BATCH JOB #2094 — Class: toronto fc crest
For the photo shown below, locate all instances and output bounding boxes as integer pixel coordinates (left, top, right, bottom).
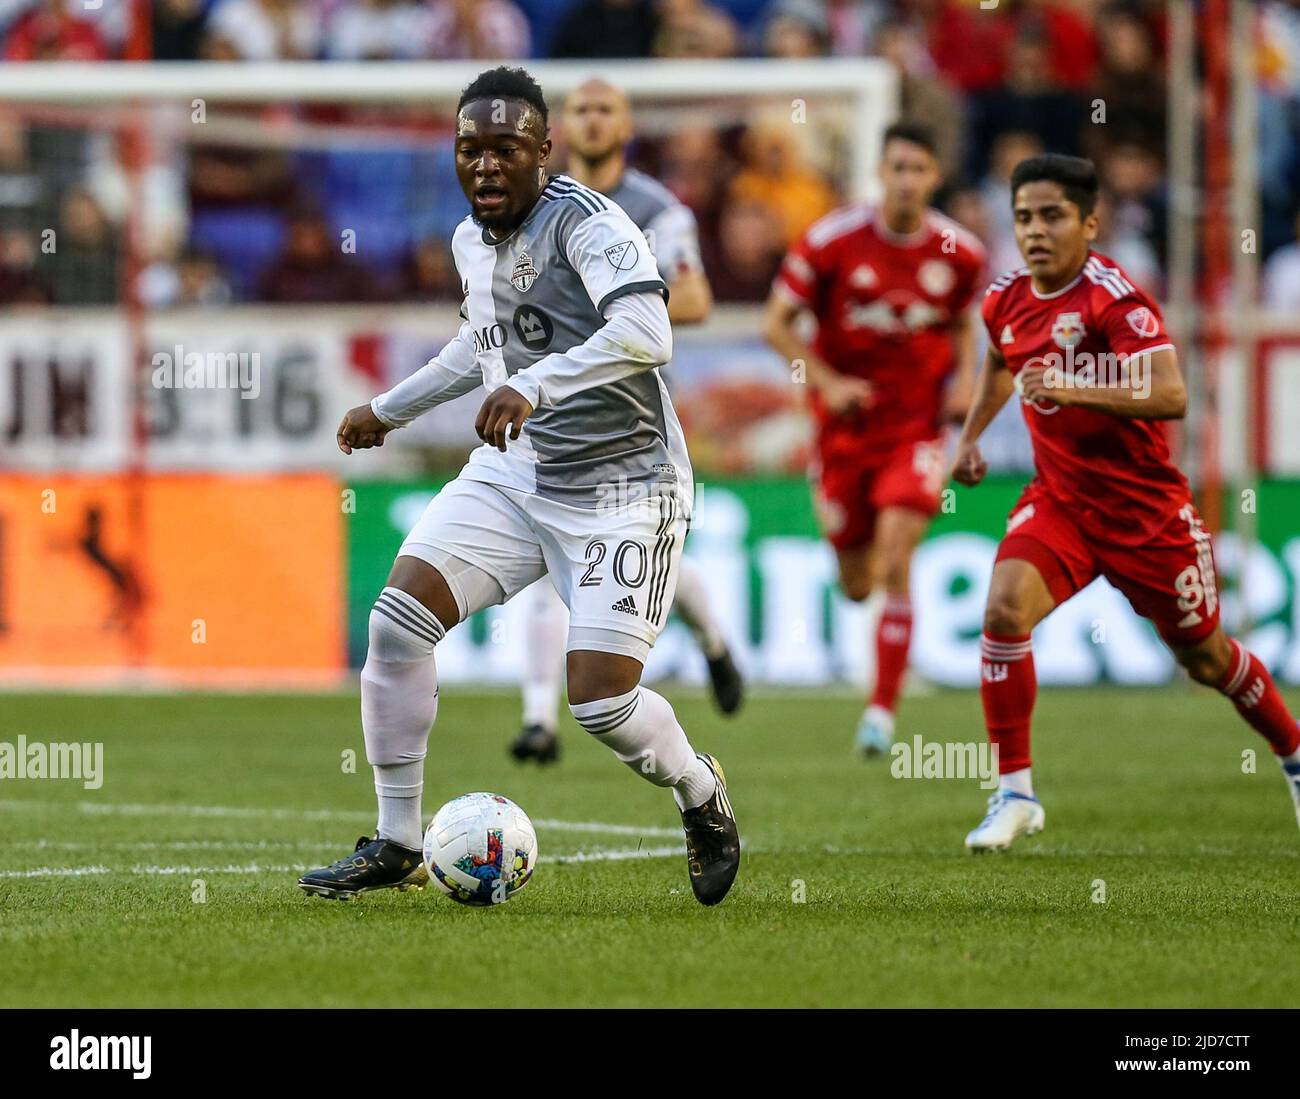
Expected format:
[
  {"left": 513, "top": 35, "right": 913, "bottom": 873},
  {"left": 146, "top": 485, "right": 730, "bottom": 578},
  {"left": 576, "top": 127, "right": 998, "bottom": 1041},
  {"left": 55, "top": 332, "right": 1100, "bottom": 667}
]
[
  {"left": 1051, "top": 311, "right": 1086, "bottom": 349},
  {"left": 510, "top": 251, "right": 540, "bottom": 293}
]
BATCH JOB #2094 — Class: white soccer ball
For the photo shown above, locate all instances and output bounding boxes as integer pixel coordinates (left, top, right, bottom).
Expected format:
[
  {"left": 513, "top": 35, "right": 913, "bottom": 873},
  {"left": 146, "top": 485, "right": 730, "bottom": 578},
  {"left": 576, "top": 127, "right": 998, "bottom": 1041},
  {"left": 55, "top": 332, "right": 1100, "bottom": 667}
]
[{"left": 422, "top": 792, "right": 538, "bottom": 906}]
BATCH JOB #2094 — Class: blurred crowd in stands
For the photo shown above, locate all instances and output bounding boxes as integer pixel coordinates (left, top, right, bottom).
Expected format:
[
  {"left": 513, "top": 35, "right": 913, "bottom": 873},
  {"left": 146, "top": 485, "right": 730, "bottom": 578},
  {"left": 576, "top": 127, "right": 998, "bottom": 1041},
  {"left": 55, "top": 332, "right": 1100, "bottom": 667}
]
[{"left": 1, "top": 0, "right": 1299, "bottom": 311}]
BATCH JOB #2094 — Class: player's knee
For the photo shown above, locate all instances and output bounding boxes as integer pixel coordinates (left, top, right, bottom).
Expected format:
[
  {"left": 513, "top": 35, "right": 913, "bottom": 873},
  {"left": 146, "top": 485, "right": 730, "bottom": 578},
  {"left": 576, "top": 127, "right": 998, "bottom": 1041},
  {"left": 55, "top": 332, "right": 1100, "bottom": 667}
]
[
  {"left": 983, "top": 593, "right": 1034, "bottom": 637},
  {"left": 839, "top": 569, "right": 872, "bottom": 602},
  {"left": 873, "top": 552, "right": 910, "bottom": 596},
  {"left": 1175, "top": 638, "right": 1231, "bottom": 685},
  {"left": 365, "top": 587, "right": 444, "bottom": 664}
]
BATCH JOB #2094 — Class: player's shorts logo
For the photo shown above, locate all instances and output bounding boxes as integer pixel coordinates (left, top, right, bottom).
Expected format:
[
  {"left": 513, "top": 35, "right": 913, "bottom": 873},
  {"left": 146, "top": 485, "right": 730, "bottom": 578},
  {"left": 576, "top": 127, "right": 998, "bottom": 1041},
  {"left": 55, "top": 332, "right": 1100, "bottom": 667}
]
[
  {"left": 1051, "top": 312, "right": 1086, "bottom": 349},
  {"left": 510, "top": 251, "right": 540, "bottom": 293},
  {"left": 604, "top": 241, "right": 638, "bottom": 271},
  {"left": 1126, "top": 306, "right": 1159, "bottom": 338},
  {"left": 512, "top": 305, "right": 554, "bottom": 351}
]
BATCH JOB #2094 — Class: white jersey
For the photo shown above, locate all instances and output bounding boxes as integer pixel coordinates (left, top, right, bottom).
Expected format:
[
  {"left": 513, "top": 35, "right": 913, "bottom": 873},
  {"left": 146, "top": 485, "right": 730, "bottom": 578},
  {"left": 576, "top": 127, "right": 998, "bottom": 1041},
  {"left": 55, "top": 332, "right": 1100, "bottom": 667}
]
[{"left": 374, "top": 173, "right": 693, "bottom": 515}]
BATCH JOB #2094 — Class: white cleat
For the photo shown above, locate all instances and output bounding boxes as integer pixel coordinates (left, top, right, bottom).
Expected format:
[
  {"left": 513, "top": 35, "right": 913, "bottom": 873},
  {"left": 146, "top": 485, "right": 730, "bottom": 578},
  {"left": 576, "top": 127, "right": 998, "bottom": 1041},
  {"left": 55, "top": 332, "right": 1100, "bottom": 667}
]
[
  {"left": 964, "top": 790, "right": 1045, "bottom": 853},
  {"left": 1282, "top": 758, "right": 1300, "bottom": 830},
  {"left": 854, "top": 705, "right": 895, "bottom": 758}
]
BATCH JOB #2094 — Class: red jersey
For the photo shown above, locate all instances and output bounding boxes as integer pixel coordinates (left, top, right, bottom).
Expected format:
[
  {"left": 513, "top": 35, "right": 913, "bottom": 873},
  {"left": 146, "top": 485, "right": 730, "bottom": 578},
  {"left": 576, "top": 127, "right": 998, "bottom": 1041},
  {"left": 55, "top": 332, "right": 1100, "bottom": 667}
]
[
  {"left": 982, "top": 252, "right": 1188, "bottom": 546},
  {"left": 775, "top": 204, "right": 986, "bottom": 459}
]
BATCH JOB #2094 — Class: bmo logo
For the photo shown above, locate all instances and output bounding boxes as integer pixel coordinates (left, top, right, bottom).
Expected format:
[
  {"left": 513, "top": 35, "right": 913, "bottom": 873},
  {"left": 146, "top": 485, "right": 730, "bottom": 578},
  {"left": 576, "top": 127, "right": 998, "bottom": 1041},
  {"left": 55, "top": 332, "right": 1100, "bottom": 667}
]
[{"left": 472, "top": 323, "right": 507, "bottom": 354}]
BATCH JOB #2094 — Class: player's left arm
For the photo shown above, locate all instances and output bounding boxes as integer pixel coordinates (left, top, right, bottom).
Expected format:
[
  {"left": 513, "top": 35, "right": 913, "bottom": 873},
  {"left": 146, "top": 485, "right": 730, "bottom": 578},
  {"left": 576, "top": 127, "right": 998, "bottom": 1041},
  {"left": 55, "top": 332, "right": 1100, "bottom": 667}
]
[
  {"left": 1019, "top": 295, "right": 1186, "bottom": 419},
  {"left": 497, "top": 211, "right": 672, "bottom": 423},
  {"left": 479, "top": 290, "right": 671, "bottom": 450},
  {"left": 1020, "top": 346, "right": 1186, "bottom": 419}
]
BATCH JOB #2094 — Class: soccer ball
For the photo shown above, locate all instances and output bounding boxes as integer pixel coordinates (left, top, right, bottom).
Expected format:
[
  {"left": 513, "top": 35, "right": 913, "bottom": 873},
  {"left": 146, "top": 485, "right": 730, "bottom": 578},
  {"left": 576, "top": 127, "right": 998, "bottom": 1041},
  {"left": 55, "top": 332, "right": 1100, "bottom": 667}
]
[{"left": 422, "top": 792, "right": 537, "bottom": 906}]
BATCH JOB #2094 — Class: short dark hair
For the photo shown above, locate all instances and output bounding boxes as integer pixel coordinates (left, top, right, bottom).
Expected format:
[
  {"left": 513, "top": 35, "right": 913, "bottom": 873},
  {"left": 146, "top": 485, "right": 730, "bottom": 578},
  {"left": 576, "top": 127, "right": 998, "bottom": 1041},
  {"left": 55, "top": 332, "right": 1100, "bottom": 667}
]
[
  {"left": 882, "top": 121, "right": 937, "bottom": 158},
  {"left": 1010, "top": 153, "right": 1099, "bottom": 217},
  {"left": 457, "top": 66, "right": 549, "bottom": 134}
]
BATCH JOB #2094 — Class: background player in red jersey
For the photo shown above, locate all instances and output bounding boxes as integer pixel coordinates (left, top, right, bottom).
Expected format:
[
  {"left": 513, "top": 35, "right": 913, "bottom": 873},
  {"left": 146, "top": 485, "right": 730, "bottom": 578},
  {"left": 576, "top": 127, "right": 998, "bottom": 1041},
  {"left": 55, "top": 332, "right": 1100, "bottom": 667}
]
[
  {"left": 953, "top": 154, "right": 1300, "bottom": 851},
  {"left": 763, "top": 123, "right": 985, "bottom": 757}
]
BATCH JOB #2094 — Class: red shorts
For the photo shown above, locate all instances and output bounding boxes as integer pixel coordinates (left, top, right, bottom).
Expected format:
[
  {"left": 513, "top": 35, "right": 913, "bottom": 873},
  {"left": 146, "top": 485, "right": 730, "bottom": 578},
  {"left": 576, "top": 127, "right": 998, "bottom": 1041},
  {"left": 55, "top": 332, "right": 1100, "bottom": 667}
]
[
  {"left": 812, "top": 436, "right": 945, "bottom": 552},
  {"left": 995, "top": 484, "right": 1221, "bottom": 646}
]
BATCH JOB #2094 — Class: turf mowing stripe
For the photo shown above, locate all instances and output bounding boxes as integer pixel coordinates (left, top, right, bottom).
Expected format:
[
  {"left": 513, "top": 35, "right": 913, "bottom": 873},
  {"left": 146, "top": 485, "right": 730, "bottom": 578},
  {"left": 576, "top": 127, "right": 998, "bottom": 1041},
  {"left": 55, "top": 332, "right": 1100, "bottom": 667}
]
[
  {"left": 2, "top": 845, "right": 687, "bottom": 878},
  {"left": 0, "top": 798, "right": 681, "bottom": 837}
]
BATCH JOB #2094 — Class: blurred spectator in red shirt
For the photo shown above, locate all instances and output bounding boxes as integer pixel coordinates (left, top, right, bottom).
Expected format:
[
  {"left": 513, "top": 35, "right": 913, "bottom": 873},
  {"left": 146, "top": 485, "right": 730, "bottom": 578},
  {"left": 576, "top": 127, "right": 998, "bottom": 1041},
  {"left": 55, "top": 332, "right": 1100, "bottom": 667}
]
[
  {"left": 4, "top": 0, "right": 108, "bottom": 61},
  {"left": 903, "top": 0, "right": 1097, "bottom": 93}
]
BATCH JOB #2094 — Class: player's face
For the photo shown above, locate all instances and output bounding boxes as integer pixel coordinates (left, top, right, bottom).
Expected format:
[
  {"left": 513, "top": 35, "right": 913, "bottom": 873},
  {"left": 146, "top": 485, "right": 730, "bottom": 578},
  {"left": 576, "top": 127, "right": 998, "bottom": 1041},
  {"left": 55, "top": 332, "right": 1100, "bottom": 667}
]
[
  {"left": 879, "top": 138, "right": 941, "bottom": 216},
  {"left": 563, "top": 85, "right": 631, "bottom": 163},
  {"left": 1012, "top": 180, "right": 1098, "bottom": 285},
  {"left": 455, "top": 98, "right": 552, "bottom": 234}
]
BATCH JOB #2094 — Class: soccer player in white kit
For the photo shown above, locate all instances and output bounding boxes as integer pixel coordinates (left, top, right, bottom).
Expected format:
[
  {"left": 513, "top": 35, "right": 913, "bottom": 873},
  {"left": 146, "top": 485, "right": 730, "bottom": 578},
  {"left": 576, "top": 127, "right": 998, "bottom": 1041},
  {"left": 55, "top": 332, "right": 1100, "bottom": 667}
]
[
  {"left": 298, "top": 67, "right": 740, "bottom": 906},
  {"left": 511, "top": 77, "right": 743, "bottom": 767}
]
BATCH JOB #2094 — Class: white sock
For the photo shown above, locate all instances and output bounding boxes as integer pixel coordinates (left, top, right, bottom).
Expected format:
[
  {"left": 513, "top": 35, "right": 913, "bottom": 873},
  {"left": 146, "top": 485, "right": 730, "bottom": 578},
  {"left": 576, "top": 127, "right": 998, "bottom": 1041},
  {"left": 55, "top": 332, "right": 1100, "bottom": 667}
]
[
  {"left": 999, "top": 767, "right": 1034, "bottom": 799},
  {"left": 361, "top": 586, "right": 442, "bottom": 850},
  {"left": 522, "top": 580, "right": 567, "bottom": 729},
  {"left": 569, "top": 686, "right": 717, "bottom": 810},
  {"left": 672, "top": 557, "right": 728, "bottom": 659},
  {"left": 374, "top": 759, "right": 425, "bottom": 850}
]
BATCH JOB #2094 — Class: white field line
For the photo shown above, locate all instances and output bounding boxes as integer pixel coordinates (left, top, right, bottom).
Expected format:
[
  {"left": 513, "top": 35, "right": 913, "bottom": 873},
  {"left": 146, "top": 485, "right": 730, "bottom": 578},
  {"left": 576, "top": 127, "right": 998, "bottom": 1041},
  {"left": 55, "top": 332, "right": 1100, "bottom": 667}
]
[
  {"left": 0, "top": 798, "right": 681, "bottom": 838},
  {"left": 0, "top": 845, "right": 685, "bottom": 879}
]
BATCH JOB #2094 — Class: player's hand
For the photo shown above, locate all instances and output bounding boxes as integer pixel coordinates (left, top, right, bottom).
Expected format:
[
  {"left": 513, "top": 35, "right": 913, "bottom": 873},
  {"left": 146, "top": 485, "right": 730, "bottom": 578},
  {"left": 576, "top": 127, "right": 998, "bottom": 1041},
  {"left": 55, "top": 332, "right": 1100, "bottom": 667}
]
[
  {"left": 950, "top": 439, "right": 988, "bottom": 487},
  {"left": 476, "top": 385, "right": 534, "bottom": 452},
  {"left": 1017, "top": 365, "right": 1070, "bottom": 407},
  {"left": 818, "top": 374, "right": 876, "bottom": 416},
  {"left": 336, "top": 403, "right": 392, "bottom": 454}
]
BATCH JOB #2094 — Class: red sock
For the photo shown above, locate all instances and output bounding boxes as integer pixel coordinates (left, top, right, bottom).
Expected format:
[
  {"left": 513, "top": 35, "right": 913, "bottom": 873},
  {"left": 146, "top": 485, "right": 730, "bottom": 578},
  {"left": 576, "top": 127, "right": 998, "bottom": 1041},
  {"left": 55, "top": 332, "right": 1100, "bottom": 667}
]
[
  {"left": 1217, "top": 639, "right": 1300, "bottom": 756},
  {"left": 870, "top": 595, "right": 913, "bottom": 713},
  {"left": 980, "top": 633, "right": 1036, "bottom": 773}
]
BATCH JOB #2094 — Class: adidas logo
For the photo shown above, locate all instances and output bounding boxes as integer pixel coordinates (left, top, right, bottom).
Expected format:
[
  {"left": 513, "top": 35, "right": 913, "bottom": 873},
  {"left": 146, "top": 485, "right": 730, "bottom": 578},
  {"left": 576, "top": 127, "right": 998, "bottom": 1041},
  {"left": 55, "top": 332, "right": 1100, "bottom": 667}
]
[
  {"left": 1000, "top": 324, "right": 1015, "bottom": 345},
  {"left": 610, "top": 595, "right": 638, "bottom": 616}
]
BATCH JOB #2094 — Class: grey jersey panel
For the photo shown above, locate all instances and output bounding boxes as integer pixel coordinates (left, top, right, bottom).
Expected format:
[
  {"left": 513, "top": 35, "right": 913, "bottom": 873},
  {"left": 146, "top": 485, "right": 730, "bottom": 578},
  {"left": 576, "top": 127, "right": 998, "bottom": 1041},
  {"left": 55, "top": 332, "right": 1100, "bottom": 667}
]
[
  {"left": 607, "top": 168, "right": 678, "bottom": 234},
  {"left": 484, "top": 175, "right": 677, "bottom": 506}
]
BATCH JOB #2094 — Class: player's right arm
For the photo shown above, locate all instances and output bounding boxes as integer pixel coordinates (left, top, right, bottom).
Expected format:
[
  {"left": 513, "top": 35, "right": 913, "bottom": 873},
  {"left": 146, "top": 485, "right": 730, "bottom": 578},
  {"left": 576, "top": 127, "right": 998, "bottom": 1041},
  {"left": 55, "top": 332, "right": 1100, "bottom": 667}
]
[
  {"left": 950, "top": 345, "right": 1014, "bottom": 486},
  {"left": 761, "top": 288, "right": 874, "bottom": 415},
  {"left": 336, "top": 321, "right": 481, "bottom": 453}
]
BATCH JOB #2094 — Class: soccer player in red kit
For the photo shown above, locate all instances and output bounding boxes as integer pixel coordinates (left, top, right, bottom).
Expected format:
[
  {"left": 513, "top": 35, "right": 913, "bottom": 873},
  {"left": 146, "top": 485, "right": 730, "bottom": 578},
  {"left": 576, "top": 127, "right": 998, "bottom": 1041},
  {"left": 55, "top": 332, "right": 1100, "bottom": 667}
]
[
  {"left": 953, "top": 154, "right": 1300, "bottom": 850},
  {"left": 764, "top": 122, "right": 985, "bottom": 756}
]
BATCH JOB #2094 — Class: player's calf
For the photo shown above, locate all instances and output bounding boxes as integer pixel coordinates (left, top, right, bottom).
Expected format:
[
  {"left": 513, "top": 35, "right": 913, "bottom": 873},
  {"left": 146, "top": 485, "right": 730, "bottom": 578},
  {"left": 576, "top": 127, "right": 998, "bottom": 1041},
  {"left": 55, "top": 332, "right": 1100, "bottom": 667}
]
[{"left": 569, "top": 681, "right": 739, "bottom": 905}]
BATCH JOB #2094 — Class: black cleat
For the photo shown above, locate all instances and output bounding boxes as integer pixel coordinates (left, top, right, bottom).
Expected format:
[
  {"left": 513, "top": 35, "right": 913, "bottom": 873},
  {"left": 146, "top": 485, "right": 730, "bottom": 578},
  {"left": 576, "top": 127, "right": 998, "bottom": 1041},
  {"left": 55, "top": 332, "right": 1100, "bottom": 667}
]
[
  {"left": 705, "top": 648, "right": 744, "bottom": 716},
  {"left": 509, "top": 723, "right": 560, "bottom": 764},
  {"left": 298, "top": 835, "right": 427, "bottom": 900},
  {"left": 680, "top": 753, "right": 740, "bottom": 906}
]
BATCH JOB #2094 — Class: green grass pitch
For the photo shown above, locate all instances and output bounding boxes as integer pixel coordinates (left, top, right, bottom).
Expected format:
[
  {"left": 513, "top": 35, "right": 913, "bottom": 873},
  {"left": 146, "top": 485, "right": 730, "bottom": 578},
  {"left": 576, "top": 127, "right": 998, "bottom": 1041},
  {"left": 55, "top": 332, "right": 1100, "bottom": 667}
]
[{"left": 0, "top": 685, "right": 1296, "bottom": 1008}]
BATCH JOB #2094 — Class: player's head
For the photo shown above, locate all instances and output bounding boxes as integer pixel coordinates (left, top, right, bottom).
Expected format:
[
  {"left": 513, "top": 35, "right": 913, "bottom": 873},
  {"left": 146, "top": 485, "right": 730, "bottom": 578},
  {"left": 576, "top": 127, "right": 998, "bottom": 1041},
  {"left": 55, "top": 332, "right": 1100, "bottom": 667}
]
[
  {"left": 1009, "top": 154, "right": 1099, "bottom": 283},
  {"left": 562, "top": 78, "right": 633, "bottom": 167},
  {"left": 878, "top": 122, "right": 941, "bottom": 216},
  {"left": 455, "top": 66, "right": 552, "bottom": 234}
]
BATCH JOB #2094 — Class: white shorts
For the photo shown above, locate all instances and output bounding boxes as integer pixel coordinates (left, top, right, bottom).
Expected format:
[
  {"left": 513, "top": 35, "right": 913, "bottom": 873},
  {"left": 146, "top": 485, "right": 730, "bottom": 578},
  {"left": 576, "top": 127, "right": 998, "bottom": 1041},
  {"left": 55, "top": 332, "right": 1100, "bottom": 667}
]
[{"left": 396, "top": 476, "right": 687, "bottom": 662}]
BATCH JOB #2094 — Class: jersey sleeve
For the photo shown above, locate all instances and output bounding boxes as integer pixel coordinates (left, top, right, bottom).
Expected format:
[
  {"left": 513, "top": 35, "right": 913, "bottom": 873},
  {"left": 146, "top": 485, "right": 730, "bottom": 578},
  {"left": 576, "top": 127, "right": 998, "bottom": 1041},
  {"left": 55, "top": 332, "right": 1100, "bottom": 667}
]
[
  {"left": 951, "top": 240, "right": 988, "bottom": 313},
  {"left": 773, "top": 227, "right": 834, "bottom": 310},
  {"left": 979, "top": 282, "right": 1003, "bottom": 347},
  {"left": 643, "top": 202, "right": 704, "bottom": 281},
  {"left": 1096, "top": 288, "right": 1174, "bottom": 360},
  {"left": 562, "top": 208, "right": 668, "bottom": 317}
]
